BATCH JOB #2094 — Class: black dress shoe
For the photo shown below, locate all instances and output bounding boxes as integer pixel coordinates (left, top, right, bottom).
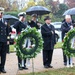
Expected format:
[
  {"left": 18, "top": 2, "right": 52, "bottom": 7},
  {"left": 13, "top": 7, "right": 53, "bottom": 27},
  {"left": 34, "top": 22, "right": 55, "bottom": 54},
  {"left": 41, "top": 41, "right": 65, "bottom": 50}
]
[
  {"left": 19, "top": 67, "right": 23, "bottom": 70},
  {"left": 48, "top": 65, "right": 53, "bottom": 68},
  {"left": 44, "top": 65, "right": 49, "bottom": 68},
  {"left": 64, "top": 62, "right": 67, "bottom": 66},
  {"left": 1, "top": 69, "right": 6, "bottom": 73},
  {"left": 22, "top": 67, "right": 28, "bottom": 70}
]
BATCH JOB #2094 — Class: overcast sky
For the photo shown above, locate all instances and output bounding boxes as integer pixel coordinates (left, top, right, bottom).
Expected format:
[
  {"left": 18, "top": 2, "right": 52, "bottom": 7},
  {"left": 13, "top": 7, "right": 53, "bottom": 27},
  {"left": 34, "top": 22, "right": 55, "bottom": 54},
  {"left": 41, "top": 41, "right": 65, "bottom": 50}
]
[
  {"left": 59, "top": 0, "right": 64, "bottom": 3},
  {"left": 53, "top": 0, "right": 64, "bottom": 3}
]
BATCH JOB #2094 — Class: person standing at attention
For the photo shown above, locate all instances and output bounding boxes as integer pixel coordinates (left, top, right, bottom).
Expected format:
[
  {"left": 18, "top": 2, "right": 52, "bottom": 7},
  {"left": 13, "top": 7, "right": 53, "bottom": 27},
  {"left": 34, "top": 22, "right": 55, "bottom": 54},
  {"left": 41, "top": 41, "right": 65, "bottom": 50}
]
[
  {"left": 0, "top": 7, "right": 10, "bottom": 73},
  {"left": 41, "top": 16, "right": 56, "bottom": 68}
]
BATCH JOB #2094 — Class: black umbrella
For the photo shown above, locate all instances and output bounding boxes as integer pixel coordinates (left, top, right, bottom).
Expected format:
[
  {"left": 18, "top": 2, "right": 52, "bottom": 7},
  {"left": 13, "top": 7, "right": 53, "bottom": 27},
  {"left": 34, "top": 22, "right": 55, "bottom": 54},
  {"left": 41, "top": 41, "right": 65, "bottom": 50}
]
[
  {"left": 26, "top": 6, "right": 50, "bottom": 15},
  {"left": 3, "top": 14, "right": 18, "bottom": 25},
  {"left": 3, "top": 14, "right": 18, "bottom": 20},
  {"left": 63, "top": 7, "right": 75, "bottom": 16}
]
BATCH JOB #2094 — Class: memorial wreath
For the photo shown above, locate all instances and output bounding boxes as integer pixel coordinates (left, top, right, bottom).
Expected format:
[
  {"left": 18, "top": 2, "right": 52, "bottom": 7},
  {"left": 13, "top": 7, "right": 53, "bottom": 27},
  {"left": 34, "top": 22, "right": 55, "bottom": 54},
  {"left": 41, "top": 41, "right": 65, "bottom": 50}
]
[
  {"left": 14, "top": 27, "right": 43, "bottom": 59},
  {"left": 62, "top": 28, "right": 75, "bottom": 57}
]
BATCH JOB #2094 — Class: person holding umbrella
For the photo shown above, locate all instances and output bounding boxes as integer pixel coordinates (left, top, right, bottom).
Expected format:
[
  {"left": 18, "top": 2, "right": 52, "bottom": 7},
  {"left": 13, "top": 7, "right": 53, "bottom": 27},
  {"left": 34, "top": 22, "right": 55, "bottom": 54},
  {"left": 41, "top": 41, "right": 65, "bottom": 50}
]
[
  {"left": 28, "top": 14, "right": 40, "bottom": 29},
  {"left": 61, "top": 15, "right": 74, "bottom": 66},
  {"left": 13, "top": 12, "right": 28, "bottom": 70}
]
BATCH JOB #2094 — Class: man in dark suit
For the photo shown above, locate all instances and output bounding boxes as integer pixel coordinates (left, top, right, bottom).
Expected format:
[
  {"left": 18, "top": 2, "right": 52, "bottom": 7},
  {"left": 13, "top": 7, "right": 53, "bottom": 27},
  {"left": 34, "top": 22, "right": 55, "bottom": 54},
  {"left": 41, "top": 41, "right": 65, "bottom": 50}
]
[
  {"left": 61, "top": 15, "right": 74, "bottom": 66},
  {"left": 28, "top": 14, "right": 40, "bottom": 29},
  {"left": 13, "top": 12, "right": 28, "bottom": 70},
  {"left": 0, "top": 7, "right": 9, "bottom": 73},
  {"left": 41, "top": 16, "right": 56, "bottom": 68}
]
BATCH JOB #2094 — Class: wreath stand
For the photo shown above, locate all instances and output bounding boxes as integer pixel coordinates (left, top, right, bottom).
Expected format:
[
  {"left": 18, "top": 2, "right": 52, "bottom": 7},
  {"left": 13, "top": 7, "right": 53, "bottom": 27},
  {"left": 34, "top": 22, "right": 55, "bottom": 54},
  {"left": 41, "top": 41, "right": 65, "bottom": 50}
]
[
  {"left": 22, "top": 58, "right": 35, "bottom": 75},
  {"left": 26, "top": 38, "right": 35, "bottom": 75},
  {"left": 15, "top": 27, "right": 43, "bottom": 75},
  {"left": 32, "top": 58, "right": 35, "bottom": 75}
]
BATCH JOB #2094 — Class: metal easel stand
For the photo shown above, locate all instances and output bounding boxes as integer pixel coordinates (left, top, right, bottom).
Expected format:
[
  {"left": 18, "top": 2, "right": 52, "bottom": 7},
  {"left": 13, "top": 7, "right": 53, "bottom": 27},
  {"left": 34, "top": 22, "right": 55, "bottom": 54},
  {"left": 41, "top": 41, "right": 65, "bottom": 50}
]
[{"left": 32, "top": 58, "right": 35, "bottom": 75}]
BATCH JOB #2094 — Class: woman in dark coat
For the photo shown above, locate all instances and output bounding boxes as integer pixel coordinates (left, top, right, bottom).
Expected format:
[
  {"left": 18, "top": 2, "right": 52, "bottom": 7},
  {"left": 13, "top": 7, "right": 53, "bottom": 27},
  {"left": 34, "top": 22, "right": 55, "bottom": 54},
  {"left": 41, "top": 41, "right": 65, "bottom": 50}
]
[
  {"left": 41, "top": 16, "right": 56, "bottom": 68},
  {"left": 28, "top": 14, "right": 40, "bottom": 29}
]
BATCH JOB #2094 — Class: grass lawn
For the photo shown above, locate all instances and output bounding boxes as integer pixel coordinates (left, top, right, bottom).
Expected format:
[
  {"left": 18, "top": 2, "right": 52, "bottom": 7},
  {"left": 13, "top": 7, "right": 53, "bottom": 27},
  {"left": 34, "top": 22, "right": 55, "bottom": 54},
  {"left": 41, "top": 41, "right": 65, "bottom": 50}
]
[
  {"left": 54, "top": 42, "right": 62, "bottom": 49},
  {"left": 9, "top": 45, "right": 15, "bottom": 52},
  {"left": 19, "top": 67, "right": 75, "bottom": 75}
]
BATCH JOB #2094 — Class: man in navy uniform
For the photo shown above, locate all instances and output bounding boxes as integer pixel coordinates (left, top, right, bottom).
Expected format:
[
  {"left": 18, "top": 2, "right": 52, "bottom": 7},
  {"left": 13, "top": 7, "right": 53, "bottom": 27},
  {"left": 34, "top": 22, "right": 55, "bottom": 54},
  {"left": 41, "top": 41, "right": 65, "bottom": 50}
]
[
  {"left": 0, "top": 7, "right": 9, "bottom": 73},
  {"left": 13, "top": 12, "right": 28, "bottom": 70}
]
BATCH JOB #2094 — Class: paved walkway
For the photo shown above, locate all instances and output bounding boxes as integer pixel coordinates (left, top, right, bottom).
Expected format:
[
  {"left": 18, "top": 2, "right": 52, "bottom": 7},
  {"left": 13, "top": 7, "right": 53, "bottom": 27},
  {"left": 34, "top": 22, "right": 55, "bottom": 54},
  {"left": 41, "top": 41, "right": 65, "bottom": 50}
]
[{"left": 0, "top": 49, "right": 75, "bottom": 75}]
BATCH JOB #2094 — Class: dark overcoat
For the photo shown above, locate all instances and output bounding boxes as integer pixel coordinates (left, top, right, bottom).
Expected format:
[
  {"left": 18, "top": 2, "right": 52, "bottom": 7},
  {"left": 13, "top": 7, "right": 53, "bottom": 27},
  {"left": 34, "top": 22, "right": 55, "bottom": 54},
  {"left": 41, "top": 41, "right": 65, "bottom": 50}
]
[
  {"left": 61, "top": 22, "right": 71, "bottom": 40},
  {"left": 41, "top": 23, "right": 56, "bottom": 50}
]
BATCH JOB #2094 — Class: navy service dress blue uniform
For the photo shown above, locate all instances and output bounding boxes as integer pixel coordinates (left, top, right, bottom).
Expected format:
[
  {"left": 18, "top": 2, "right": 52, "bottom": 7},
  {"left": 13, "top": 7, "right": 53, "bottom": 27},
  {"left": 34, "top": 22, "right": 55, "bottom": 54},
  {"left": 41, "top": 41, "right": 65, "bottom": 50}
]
[
  {"left": 13, "top": 12, "right": 28, "bottom": 70},
  {"left": 0, "top": 16, "right": 9, "bottom": 73}
]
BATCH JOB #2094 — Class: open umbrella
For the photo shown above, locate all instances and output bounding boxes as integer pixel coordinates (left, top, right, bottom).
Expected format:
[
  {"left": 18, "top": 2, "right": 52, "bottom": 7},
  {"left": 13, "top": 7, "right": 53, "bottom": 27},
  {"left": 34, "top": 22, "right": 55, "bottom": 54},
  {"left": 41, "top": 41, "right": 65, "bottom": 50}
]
[
  {"left": 63, "top": 7, "right": 75, "bottom": 16},
  {"left": 3, "top": 14, "right": 18, "bottom": 25},
  {"left": 3, "top": 14, "right": 18, "bottom": 20},
  {"left": 26, "top": 6, "right": 50, "bottom": 15}
]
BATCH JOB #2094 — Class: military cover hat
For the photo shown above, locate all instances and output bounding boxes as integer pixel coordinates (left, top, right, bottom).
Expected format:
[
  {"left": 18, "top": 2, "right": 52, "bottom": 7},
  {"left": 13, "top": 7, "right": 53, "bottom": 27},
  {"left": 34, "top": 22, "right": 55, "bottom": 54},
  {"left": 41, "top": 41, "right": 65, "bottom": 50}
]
[
  {"left": 0, "top": 7, "right": 4, "bottom": 13},
  {"left": 18, "top": 12, "right": 26, "bottom": 17}
]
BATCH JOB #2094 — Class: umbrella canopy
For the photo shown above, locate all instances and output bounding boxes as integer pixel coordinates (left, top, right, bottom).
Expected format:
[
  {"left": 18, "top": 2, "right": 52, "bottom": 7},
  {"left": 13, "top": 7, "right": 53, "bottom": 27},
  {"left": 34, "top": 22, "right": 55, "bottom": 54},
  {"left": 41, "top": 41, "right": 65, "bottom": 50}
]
[
  {"left": 63, "top": 7, "right": 75, "bottom": 16},
  {"left": 3, "top": 14, "right": 18, "bottom": 25},
  {"left": 26, "top": 6, "right": 50, "bottom": 15},
  {"left": 3, "top": 14, "right": 18, "bottom": 20}
]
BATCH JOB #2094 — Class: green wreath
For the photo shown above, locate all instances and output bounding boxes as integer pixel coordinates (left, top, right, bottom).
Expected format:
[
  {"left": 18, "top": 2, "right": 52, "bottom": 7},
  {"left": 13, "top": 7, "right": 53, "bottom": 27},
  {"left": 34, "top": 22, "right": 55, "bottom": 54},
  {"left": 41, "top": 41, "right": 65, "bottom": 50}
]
[
  {"left": 14, "top": 27, "right": 43, "bottom": 59},
  {"left": 62, "top": 28, "right": 75, "bottom": 57}
]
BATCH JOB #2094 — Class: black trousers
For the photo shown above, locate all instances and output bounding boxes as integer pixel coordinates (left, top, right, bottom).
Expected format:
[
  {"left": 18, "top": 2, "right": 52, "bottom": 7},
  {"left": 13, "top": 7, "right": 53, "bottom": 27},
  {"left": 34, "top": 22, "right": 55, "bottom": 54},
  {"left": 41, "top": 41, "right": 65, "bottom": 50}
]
[
  {"left": 43, "top": 49, "right": 53, "bottom": 66},
  {"left": 0, "top": 42, "right": 7, "bottom": 70},
  {"left": 18, "top": 56, "right": 26, "bottom": 68},
  {"left": 6, "top": 45, "right": 9, "bottom": 53},
  {"left": 63, "top": 52, "right": 67, "bottom": 63},
  {"left": 63, "top": 52, "right": 70, "bottom": 64}
]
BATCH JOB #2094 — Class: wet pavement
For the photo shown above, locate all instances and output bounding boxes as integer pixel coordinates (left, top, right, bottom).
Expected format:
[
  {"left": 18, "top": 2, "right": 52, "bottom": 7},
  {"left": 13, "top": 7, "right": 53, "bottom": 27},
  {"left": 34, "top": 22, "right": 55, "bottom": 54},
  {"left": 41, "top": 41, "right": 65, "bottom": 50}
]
[{"left": 0, "top": 49, "right": 75, "bottom": 75}]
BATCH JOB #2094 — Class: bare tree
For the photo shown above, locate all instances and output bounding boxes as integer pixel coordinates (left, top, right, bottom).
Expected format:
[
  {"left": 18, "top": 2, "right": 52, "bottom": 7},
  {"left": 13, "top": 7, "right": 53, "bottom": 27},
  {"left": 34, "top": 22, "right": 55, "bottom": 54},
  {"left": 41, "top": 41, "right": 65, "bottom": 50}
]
[
  {"left": 11, "top": 1, "right": 18, "bottom": 11},
  {"left": 65, "top": 0, "right": 75, "bottom": 8},
  {"left": 44, "top": 0, "right": 60, "bottom": 13},
  {"left": 0, "top": 0, "right": 10, "bottom": 11}
]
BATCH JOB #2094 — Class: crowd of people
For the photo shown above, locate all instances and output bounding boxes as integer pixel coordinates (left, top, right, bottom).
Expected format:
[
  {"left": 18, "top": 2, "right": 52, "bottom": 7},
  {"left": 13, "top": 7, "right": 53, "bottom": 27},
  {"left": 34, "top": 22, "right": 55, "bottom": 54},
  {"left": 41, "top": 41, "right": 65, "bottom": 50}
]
[{"left": 0, "top": 6, "right": 75, "bottom": 74}]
